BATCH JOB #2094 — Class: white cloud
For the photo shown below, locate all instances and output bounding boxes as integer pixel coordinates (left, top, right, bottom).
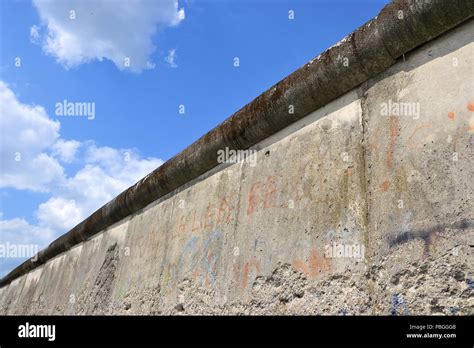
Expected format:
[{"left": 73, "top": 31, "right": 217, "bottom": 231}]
[
  {"left": 36, "top": 197, "right": 82, "bottom": 231},
  {"left": 30, "top": 24, "right": 40, "bottom": 42},
  {"left": 4, "top": 145, "right": 163, "bottom": 238},
  {"left": 0, "top": 82, "right": 164, "bottom": 266},
  {"left": 31, "top": 0, "right": 185, "bottom": 72},
  {"left": 0, "top": 216, "right": 55, "bottom": 277},
  {"left": 51, "top": 139, "right": 81, "bottom": 163},
  {"left": 28, "top": 144, "right": 162, "bottom": 233},
  {"left": 165, "top": 49, "right": 178, "bottom": 68},
  {"left": 45, "top": 145, "right": 163, "bottom": 230},
  {"left": 0, "top": 217, "right": 54, "bottom": 247},
  {"left": 0, "top": 81, "right": 64, "bottom": 192}
]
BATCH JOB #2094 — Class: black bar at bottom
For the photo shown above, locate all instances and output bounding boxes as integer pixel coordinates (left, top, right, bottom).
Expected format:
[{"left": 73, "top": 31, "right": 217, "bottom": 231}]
[{"left": 0, "top": 315, "right": 472, "bottom": 346}]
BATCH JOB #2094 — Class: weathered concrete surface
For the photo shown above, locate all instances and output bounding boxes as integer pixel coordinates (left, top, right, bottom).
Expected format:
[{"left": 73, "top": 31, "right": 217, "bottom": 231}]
[
  {"left": 3, "top": 0, "right": 472, "bottom": 287},
  {"left": 0, "top": 18, "right": 473, "bottom": 315},
  {"left": 363, "top": 19, "right": 474, "bottom": 315}
]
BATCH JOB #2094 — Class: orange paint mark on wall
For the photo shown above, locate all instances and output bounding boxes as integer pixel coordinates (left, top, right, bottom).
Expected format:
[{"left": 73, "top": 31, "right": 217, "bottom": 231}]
[
  {"left": 233, "top": 259, "right": 261, "bottom": 289},
  {"left": 202, "top": 204, "right": 216, "bottom": 230},
  {"left": 292, "top": 248, "right": 331, "bottom": 278},
  {"left": 216, "top": 194, "right": 235, "bottom": 225},
  {"left": 263, "top": 176, "right": 279, "bottom": 209},
  {"left": 380, "top": 180, "right": 390, "bottom": 192},
  {"left": 467, "top": 102, "right": 474, "bottom": 112},
  {"left": 247, "top": 181, "right": 264, "bottom": 215},
  {"left": 176, "top": 191, "right": 237, "bottom": 235},
  {"left": 292, "top": 260, "right": 309, "bottom": 275},
  {"left": 448, "top": 111, "right": 456, "bottom": 120},
  {"left": 308, "top": 249, "right": 331, "bottom": 276},
  {"left": 386, "top": 116, "right": 399, "bottom": 170},
  {"left": 241, "top": 260, "right": 261, "bottom": 288},
  {"left": 246, "top": 175, "right": 286, "bottom": 216},
  {"left": 191, "top": 211, "right": 201, "bottom": 233},
  {"left": 232, "top": 262, "right": 241, "bottom": 285}
]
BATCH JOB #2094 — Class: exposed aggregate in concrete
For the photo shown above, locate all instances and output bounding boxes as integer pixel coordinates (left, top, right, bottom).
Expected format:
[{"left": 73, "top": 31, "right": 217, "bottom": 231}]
[{"left": 52, "top": 227, "right": 470, "bottom": 315}]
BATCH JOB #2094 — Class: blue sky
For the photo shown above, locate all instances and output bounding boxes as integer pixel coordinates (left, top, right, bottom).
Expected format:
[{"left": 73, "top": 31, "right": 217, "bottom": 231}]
[{"left": 0, "top": 0, "right": 388, "bottom": 276}]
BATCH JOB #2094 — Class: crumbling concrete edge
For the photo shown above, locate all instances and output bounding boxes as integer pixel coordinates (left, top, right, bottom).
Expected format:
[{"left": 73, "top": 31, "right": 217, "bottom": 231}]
[{"left": 1, "top": 0, "right": 473, "bottom": 288}]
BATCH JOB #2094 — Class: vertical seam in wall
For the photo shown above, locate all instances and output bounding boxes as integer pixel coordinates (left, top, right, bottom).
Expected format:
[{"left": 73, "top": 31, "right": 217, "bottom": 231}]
[
  {"left": 358, "top": 83, "right": 373, "bottom": 314},
  {"left": 230, "top": 162, "right": 246, "bottom": 236},
  {"left": 226, "top": 161, "right": 246, "bottom": 299},
  {"left": 156, "top": 194, "right": 180, "bottom": 296}
]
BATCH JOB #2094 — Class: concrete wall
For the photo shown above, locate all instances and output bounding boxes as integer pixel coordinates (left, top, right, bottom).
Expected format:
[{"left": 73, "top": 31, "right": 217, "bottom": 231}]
[{"left": 0, "top": 19, "right": 472, "bottom": 316}]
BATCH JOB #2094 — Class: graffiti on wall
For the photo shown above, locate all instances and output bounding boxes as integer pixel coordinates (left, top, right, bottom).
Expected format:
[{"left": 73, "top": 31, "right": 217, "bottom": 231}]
[
  {"left": 174, "top": 174, "right": 304, "bottom": 236},
  {"left": 170, "top": 230, "right": 224, "bottom": 288}
]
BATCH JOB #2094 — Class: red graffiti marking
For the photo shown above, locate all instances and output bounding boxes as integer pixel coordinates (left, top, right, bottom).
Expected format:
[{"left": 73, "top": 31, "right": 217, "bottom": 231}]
[
  {"left": 176, "top": 231, "right": 222, "bottom": 288},
  {"left": 233, "top": 259, "right": 261, "bottom": 289},
  {"left": 292, "top": 248, "right": 331, "bottom": 277},
  {"left": 242, "top": 260, "right": 261, "bottom": 289},
  {"left": 247, "top": 181, "right": 265, "bottom": 215},
  {"left": 386, "top": 116, "right": 399, "bottom": 170},
  {"left": 292, "top": 259, "right": 309, "bottom": 274},
  {"left": 203, "top": 204, "right": 215, "bottom": 230},
  {"left": 176, "top": 192, "right": 237, "bottom": 234},
  {"left": 446, "top": 105, "right": 473, "bottom": 134},
  {"left": 380, "top": 180, "right": 390, "bottom": 192},
  {"left": 216, "top": 194, "right": 235, "bottom": 225},
  {"left": 246, "top": 175, "right": 295, "bottom": 216},
  {"left": 263, "top": 176, "right": 279, "bottom": 209},
  {"left": 191, "top": 210, "right": 201, "bottom": 233}
]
